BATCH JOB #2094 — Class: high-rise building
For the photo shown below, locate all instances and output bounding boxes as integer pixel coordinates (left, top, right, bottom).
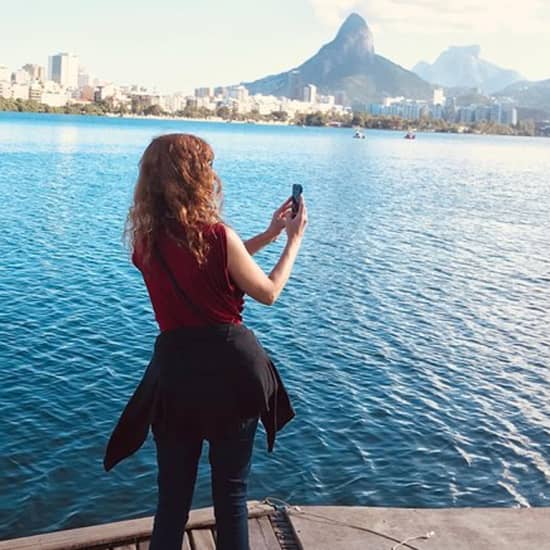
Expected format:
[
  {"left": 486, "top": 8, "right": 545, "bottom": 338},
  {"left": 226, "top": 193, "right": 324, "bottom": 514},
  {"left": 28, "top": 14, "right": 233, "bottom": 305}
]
[
  {"left": 48, "top": 53, "right": 79, "bottom": 89},
  {"left": 288, "top": 71, "right": 303, "bottom": 100},
  {"left": 501, "top": 105, "right": 518, "bottom": 125},
  {"left": 443, "top": 96, "right": 457, "bottom": 122},
  {"left": 433, "top": 88, "right": 445, "bottom": 106},
  {"left": 458, "top": 106, "right": 475, "bottom": 124},
  {"left": 489, "top": 103, "right": 502, "bottom": 123},
  {"left": 303, "top": 84, "right": 317, "bottom": 103},
  {"left": 22, "top": 64, "right": 46, "bottom": 82},
  {"left": 335, "top": 91, "right": 347, "bottom": 107},
  {"left": 214, "top": 86, "right": 228, "bottom": 98},
  {"left": 78, "top": 67, "right": 94, "bottom": 88},
  {"left": 227, "top": 85, "right": 248, "bottom": 102},
  {"left": 474, "top": 105, "right": 490, "bottom": 123},
  {"left": 195, "top": 87, "right": 213, "bottom": 98}
]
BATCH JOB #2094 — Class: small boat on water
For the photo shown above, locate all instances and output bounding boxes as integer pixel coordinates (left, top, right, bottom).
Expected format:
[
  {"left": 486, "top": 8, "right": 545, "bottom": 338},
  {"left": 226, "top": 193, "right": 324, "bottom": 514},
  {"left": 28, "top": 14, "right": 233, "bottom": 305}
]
[
  {"left": 353, "top": 129, "right": 366, "bottom": 139},
  {"left": 404, "top": 131, "right": 416, "bottom": 140}
]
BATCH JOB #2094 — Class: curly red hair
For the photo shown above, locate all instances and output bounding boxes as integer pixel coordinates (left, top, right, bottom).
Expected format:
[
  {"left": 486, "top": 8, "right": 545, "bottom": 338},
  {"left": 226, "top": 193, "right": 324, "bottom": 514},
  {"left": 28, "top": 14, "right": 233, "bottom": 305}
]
[{"left": 125, "top": 133, "right": 223, "bottom": 265}]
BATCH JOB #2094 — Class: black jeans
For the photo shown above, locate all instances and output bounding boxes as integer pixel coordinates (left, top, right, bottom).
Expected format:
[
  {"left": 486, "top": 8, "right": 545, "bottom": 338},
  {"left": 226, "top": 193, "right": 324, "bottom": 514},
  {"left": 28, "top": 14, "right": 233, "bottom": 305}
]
[{"left": 150, "top": 417, "right": 259, "bottom": 550}]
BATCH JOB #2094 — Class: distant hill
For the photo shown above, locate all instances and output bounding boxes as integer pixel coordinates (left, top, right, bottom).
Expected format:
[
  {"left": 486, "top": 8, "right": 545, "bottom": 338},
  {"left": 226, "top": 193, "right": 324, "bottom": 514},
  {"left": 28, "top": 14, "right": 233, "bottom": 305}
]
[
  {"left": 413, "top": 46, "right": 523, "bottom": 94},
  {"left": 242, "top": 13, "right": 432, "bottom": 105},
  {"left": 494, "top": 79, "right": 550, "bottom": 116}
]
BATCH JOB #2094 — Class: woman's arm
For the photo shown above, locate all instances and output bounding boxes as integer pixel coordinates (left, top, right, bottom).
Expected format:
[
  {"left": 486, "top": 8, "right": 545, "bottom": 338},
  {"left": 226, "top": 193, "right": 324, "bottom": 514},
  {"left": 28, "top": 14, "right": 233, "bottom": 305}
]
[
  {"left": 226, "top": 198, "right": 308, "bottom": 305},
  {"left": 243, "top": 230, "right": 277, "bottom": 256},
  {"left": 243, "top": 197, "right": 293, "bottom": 256}
]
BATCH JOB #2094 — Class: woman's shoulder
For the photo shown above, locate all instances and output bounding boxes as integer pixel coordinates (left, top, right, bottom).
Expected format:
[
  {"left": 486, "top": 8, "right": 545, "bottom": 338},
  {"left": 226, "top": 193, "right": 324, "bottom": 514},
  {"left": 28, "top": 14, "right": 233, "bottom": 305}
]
[
  {"left": 215, "top": 222, "right": 241, "bottom": 242},
  {"left": 211, "top": 221, "right": 229, "bottom": 236},
  {"left": 211, "top": 222, "right": 243, "bottom": 249}
]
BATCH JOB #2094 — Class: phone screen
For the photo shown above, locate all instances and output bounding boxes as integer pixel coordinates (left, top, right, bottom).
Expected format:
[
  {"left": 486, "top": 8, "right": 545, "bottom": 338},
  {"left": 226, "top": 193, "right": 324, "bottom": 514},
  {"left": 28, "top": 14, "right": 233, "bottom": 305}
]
[{"left": 292, "top": 184, "right": 303, "bottom": 217}]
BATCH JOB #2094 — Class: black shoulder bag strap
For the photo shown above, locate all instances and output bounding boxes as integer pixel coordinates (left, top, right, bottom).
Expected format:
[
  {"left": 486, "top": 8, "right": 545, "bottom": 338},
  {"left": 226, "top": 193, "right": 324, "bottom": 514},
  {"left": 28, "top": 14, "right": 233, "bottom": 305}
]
[{"left": 154, "top": 245, "right": 214, "bottom": 324}]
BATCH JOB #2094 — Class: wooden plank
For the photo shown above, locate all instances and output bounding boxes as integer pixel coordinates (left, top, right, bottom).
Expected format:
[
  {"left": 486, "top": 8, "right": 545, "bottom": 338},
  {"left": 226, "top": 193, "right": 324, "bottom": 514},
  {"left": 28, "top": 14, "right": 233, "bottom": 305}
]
[
  {"left": 0, "top": 501, "right": 271, "bottom": 550},
  {"left": 185, "top": 501, "right": 272, "bottom": 530},
  {"left": 189, "top": 528, "right": 216, "bottom": 550},
  {"left": 248, "top": 516, "right": 281, "bottom": 549},
  {"left": 0, "top": 517, "right": 154, "bottom": 550}
]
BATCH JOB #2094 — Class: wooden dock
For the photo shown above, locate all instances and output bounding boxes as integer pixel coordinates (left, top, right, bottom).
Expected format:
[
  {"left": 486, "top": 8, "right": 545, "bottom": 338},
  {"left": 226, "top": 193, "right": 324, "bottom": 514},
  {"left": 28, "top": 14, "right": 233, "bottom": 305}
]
[{"left": 1, "top": 500, "right": 548, "bottom": 549}]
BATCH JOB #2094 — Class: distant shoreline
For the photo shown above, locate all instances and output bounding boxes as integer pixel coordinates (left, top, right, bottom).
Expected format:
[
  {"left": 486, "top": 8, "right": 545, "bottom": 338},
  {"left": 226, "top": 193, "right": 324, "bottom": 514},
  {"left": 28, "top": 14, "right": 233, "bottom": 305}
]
[
  {"left": 1, "top": 109, "right": 547, "bottom": 138},
  {"left": 106, "top": 113, "right": 290, "bottom": 126}
]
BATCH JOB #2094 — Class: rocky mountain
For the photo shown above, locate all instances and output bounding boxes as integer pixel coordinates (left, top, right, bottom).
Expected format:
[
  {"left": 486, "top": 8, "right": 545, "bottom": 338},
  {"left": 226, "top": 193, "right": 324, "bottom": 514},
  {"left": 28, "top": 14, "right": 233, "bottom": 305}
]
[
  {"left": 494, "top": 79, "right": 550, "bottom": 116},
  {"left": 243, "top": 13, "right": 432, "bottom": 106},
  {"left": 413, "top": 46, "right": 523, "bottom": 94}
]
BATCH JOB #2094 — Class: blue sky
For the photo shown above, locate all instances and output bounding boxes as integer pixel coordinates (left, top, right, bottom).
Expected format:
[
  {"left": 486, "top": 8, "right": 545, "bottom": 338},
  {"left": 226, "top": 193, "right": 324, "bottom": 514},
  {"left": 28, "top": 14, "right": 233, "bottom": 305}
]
[{"left": 1, "top": 0, "right": 549, "bottom": 93}]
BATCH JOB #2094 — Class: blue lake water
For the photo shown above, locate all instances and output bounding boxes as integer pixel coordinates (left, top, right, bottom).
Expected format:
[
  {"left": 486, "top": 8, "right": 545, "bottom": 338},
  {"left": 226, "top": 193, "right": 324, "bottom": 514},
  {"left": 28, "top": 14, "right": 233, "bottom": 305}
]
[{"left": 0, "top": 112, "right": 549, "bottom": 539}]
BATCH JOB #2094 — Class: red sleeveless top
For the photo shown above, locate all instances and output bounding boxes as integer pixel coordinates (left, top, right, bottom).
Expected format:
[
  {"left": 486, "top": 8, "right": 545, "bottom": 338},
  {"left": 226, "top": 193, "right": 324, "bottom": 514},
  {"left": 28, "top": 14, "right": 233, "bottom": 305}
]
[{"left": 133, "top": 223, "right": 244, "bottom": 331}]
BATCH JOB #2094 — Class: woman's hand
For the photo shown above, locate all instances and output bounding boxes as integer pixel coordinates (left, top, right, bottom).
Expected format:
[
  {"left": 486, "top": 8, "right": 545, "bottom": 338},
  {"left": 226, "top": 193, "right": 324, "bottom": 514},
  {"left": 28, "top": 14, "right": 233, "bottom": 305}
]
[
  {"left": 285, "top": 196, "right": 308, "bottom": 242},
  {"left": 266, "top": 197, "right": 293, "bottom": 240}
]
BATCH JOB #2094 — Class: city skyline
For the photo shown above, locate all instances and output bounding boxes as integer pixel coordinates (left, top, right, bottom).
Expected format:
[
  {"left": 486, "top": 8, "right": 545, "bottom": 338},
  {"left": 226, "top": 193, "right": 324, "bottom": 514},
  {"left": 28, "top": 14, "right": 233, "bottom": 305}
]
[{"left": 1, "top": 0, "right": 550, "bottom": 94}]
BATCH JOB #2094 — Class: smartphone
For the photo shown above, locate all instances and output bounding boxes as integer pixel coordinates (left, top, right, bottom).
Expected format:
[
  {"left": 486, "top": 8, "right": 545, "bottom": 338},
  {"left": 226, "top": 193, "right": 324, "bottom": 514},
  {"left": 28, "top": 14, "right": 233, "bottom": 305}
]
[{"left": 292, "top": 184, "right": 303, "bottom": 218}]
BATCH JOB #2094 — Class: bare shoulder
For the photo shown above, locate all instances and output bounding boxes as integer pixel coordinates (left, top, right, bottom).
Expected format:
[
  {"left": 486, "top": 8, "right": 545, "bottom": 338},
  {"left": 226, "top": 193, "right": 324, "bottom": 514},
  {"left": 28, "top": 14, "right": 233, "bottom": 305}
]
[{"left": 221, "top": 223, "right": 243, "bottom": 247}]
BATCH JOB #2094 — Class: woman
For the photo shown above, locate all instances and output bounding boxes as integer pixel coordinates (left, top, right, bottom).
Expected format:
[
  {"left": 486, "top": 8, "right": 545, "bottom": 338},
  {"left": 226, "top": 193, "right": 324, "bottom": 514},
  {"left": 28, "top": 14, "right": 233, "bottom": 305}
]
[{"left": 105, "top": 133, "right": 307, "bottom": 550}]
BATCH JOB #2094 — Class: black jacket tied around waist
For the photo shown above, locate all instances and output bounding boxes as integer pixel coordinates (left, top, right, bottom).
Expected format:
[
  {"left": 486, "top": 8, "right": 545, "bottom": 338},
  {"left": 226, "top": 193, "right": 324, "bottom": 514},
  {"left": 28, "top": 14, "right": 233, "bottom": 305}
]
[{"left": 104, "top": 323, "right": 295, "bottom": 471}]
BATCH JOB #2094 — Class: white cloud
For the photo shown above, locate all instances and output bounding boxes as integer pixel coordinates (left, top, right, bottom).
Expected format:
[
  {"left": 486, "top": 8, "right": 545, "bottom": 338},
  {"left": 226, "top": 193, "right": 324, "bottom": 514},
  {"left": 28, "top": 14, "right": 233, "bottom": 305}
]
[{"left": 309, "top": 0, "right": 550, "bottom": 33}]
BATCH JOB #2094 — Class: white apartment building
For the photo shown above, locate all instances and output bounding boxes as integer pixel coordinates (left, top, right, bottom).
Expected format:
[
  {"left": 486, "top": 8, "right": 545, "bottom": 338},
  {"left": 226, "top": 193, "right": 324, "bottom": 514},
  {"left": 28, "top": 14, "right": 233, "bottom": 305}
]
[
  {"left": 195, "top": 87, "right": 213, "bottom": 98},
  {"left": 303, "top": 84, "right": 317, "bottom": 103},
  {"left": 0, "top": 81, "right": 11, "bottom": 98},
  {"left": 164, "top": 93, "right": 187, "bottom": 113},
  {"left": 11, "top": 83, "right": 30, "bottom": 100},
  {"left": 23, "top": 64, "right": 46, "bottom": 82},
  {"left": 41, "top": 91, "right": 69, "bottom": 107},
  {"left": 433, "top": 88, "right": 445, "bottom": 106},
  {"left": 386, "top": 96, "right": 403, "bottom": 106},
  {"left": 228, "top": 85, "right": 249, "bottom": 102},
  {"left": 95, "top": 84, "right": 117, "bottom": 101},
  {"left": 78, "top": 69, "right": 95, "bottom": 88},
  {"left": 249, "top": 94, "right": 281, "bottom": 115},
  {"left": 48, "top": 53, "right": 79, "bottom": 89},
  {"left": 13, "top": 69, "right": 30, "bottom": 85},
  {"left": 318, "top": 94, "right": 335, "bottom": 105},
  {"left": 29, "top": 83, "right": 43, "bottom": 102},
  {"left": 39, "top": 80, "right": 69, "bottom": 106}
]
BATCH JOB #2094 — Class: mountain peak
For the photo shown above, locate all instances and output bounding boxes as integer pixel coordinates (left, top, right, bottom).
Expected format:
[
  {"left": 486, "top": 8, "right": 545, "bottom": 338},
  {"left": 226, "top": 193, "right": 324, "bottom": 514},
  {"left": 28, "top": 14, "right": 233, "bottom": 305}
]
[
  {"left": 413, "top": 44, "right": 523, "bottom": 94},
  {"left": 243, "top": 11, "right": 432, "bottom": 104},
  {"left": 337, "top": 13, "right": 368, "bottom": 38},
  {"left": 445, "top": 45, "right": 481, "bottom": 59},
  {"left": 333, "top": 12, "right": 374, "bottom": 56}
]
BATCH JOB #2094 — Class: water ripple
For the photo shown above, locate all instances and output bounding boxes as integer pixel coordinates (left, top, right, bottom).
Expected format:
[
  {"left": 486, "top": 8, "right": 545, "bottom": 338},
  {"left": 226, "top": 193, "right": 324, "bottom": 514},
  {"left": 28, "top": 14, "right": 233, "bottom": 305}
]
[{"left": 0, "top": 113, "right": 549, "bottom": 538}]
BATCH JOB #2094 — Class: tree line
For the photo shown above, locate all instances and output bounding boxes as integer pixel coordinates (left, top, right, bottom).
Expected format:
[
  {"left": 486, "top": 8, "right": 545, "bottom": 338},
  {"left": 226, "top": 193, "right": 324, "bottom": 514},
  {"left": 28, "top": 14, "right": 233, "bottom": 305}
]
[{"left": 0, "top": 97, "right": 538, "bottom": 137}]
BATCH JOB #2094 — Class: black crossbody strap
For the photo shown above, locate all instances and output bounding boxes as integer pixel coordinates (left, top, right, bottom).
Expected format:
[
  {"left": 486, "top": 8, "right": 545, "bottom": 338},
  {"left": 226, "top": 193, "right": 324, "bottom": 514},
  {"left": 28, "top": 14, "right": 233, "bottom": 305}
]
[{"left": 154, "top": 245, "right": 214, "bottom": 324}]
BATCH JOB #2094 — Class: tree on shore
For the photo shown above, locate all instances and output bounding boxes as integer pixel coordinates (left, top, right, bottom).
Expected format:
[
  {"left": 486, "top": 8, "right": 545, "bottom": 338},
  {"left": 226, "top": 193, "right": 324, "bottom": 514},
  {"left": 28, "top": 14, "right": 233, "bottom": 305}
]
[
  {"left": 216, "top": 105, "right": 231, "bottom": 120},
  {"left": 271, "top": 110, "right": 288, "bottom": 122},
  {"left": 144, "top": 104, "right": 165, "bottom": 116}
]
